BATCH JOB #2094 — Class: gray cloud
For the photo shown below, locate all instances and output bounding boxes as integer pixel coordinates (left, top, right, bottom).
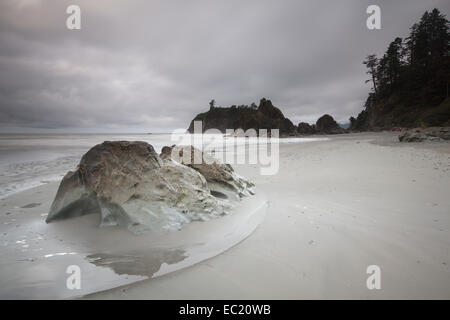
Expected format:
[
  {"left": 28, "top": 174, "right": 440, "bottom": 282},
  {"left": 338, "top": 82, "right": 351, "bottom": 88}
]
[{"left": 1, "top": 0, "right": 449, "bottom": 132}]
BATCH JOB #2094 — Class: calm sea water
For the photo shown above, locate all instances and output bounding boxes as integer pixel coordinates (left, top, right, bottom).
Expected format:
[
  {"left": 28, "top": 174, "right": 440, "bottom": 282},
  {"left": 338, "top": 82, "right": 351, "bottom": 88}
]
[{"left": 0, "top": 133, "right": 328, "bottom": 199}]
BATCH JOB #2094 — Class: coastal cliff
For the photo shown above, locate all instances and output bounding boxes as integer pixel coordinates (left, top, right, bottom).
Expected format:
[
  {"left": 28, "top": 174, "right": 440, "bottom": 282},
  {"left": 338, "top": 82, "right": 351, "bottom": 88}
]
[{"left": 350, "top": 9, "right": 450, "bottom": 131}]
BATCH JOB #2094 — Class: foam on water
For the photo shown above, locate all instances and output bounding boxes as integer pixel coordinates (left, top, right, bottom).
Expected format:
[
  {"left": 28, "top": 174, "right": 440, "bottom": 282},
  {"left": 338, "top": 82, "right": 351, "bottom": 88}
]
[{"left": 0, "top": 133, "right": 328, "bottom": 199}]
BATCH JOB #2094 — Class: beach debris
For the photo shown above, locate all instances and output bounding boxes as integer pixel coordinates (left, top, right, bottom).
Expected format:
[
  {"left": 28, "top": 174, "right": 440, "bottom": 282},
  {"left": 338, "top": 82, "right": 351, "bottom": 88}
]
[{"left": 21, "top": 203, "right": 41, "bottom": 209}]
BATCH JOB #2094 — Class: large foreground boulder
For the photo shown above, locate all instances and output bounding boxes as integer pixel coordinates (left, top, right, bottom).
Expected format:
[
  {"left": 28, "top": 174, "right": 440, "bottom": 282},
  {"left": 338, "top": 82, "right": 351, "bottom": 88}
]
[
  {"left": 399, "top": 127, "right": 450, "bottom": 142},
  {"left": 47, "top": 141, "right": 254, "bottom": 233}
]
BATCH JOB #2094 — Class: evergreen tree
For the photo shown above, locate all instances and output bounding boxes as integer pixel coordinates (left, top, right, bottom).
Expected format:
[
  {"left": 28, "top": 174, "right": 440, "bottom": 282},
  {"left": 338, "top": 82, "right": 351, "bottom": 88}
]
[
  {"left": 363, "top": 54, "right": 379, "bottom": 94},
  {"left": 406, "top": 9, "right": 449, "bottom": 72},
  {"left": 209, "top": 99, "right": 216, "bottom": 110},
  {"left": 352, "top": 8, "right": 450, "bottom": 130}
]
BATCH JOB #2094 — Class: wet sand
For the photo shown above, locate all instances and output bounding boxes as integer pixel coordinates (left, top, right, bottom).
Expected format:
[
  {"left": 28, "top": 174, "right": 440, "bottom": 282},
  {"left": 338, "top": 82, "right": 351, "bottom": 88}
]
[
  {"left": 0, "top": 181, "right": 267, "bottom": 299},
  {"left": 89, "top": 132, "right": 450, "bottom": 299}
]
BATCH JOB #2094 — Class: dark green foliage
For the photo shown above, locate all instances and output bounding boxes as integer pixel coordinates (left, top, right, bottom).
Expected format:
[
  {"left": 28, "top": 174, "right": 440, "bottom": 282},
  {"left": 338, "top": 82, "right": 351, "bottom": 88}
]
[
  {"left": 351, "top": 8, "right": 450, "bottom": 130},
  {"left": 363, "top": 54, "right": 379, "bottom": 94}
]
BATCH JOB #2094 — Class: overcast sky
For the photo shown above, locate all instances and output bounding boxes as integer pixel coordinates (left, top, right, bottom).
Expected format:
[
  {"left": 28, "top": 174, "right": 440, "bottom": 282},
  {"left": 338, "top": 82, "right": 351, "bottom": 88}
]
[{"left": 0, "top": 0, "right": 449, "bottom": 133}]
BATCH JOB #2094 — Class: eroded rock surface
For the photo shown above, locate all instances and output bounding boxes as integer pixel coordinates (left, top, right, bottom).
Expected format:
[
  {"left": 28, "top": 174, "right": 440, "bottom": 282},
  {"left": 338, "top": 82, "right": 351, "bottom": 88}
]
[
  {"left": 161, "top": 145, "right": 255, "bottom": 201},
  {"left": 47, "top": 141, "right": 254, "bottom": 233},
  {"left": 399, "top": 127, "right": 450, "bottom": 142}
]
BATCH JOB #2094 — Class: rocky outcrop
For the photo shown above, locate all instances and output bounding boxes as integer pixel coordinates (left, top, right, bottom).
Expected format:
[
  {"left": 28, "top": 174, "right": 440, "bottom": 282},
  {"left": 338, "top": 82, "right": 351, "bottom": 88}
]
[
  {"left": 315, "top": 114, "right": 345, "bottom": 134},
  {"left": 297, "top": 122, "right": 316, "bottom": 135},
  {"left": 47, "top": 141, "right": 255, "bottom": 233},
  {"left": 398, "top": 127, "right": 450, "bottom": 142},
  {"left": 350, "top": 96, "right": 450, "bottom": 132},
  {"left": 161, "top": 145, "right": 255, "bottom": 201},
  {"left": 187, "top": 98, "right": 296, "bottom": 136}
]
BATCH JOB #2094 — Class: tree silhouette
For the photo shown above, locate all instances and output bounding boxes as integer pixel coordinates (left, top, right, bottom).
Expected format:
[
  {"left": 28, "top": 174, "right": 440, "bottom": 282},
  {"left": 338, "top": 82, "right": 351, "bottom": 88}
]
[
  {"left": 352, "top": 8, "right": 449, "bottom": 129},
  {"left": 209, "top": 99, "right": 216, "bottom": 110},
  {"left": 363, "top": 54, "right": 379, "bottom": 94}
]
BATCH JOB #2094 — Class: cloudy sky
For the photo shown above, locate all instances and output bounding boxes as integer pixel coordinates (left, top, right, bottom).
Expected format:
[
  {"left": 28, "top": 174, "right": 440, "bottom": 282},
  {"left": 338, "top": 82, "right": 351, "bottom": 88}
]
[{"left": 0, "top": 0, "right": 449, "bottom": 133}]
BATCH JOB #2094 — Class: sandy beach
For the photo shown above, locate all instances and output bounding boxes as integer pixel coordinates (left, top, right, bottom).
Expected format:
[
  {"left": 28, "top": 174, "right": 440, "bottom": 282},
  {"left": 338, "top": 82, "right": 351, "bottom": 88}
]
[
  {"left": 2, "top": 132, "right": 449, "bottom": 299},
  {"left": 1, "top": 1, "right": 450, "bottom": 309},
  {"left": 89, "top": 132, "right": 450, "bottom": 299}
]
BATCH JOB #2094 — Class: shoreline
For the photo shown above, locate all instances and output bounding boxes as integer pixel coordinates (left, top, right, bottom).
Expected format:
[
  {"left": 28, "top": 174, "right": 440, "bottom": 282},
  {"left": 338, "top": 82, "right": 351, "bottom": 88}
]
[
  {"left": 0, "top": 180, "right": 267, "bottom": 299},
  {"left": 1, "top": 132, "right": 449, "bottom": 299},
  {"left": 90, "top": 132, "right": 450, "bottom": 299}
]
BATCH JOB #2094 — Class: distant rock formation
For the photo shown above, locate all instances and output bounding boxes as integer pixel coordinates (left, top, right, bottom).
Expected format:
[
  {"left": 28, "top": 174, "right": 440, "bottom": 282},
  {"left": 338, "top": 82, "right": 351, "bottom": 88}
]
[
  {"left": 315, "top": 114, "right": 345, "bottom": 134},
  {"left": 187, "top": 98, "right": 296, "bottom": 136},
  {"left": 47, "top": 141, "right": 254, "bottom": 233},
  {"left": 297, "top": 122, "right": 316, "bottom": 135},
  {"left": 399, "top": 127, "right": 450, "bottom": 142}
]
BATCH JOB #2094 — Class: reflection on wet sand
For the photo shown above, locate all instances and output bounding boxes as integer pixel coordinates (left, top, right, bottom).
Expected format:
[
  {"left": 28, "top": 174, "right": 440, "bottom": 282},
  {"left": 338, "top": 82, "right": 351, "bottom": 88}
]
[
  {"left": 86, "top": 249, "right": 187, "bottom": 277},
  {"left": 0, "top": 181, "right": 267, "bottom": 299}
]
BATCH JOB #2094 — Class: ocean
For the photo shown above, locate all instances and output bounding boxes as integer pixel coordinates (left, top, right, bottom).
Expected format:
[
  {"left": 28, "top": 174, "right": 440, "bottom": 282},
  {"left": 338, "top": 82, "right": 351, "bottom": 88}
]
[{"left": 0, "top": 133, "right": 328, "bottom": 199}]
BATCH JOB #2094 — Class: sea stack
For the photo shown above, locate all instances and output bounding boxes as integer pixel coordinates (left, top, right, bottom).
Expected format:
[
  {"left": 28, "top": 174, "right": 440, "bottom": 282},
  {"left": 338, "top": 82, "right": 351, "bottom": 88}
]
[
  {"left": 187, "top": 98, "right": 296, "bottom": 136},
  {"left": 315, "top": 114, "right": 345, "bottom": 134}
]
